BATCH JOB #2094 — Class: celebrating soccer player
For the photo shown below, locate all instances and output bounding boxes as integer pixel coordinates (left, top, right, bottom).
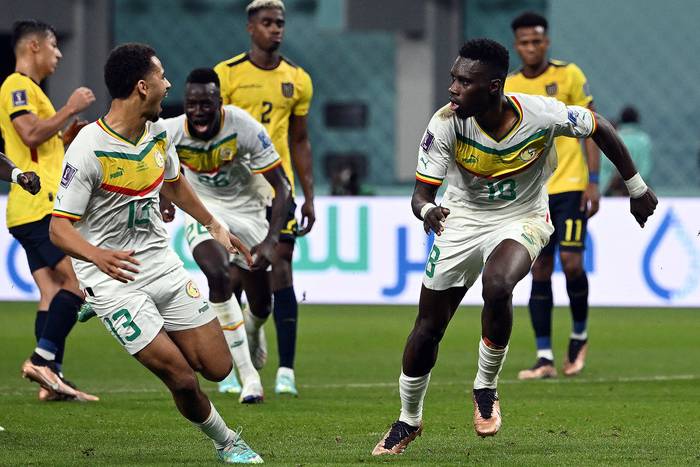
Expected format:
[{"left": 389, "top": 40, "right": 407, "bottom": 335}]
[
  {"left": 49, "top": 44, "right": 263, "bottom": 464},
  {"left": 372, "top": 38, "right": 657, "bottom": 455},
  {"left": 0, "top": 19, "right": 97, "bottom": 401},
  {"left": 160, "top": 67, "right": 292, "bottom": 402},
  {"left": 214, "top": 0, "right": 314, "bottom": 396},
  {"left": 505, "top": 12, "right": 600, "bottom": 379}
]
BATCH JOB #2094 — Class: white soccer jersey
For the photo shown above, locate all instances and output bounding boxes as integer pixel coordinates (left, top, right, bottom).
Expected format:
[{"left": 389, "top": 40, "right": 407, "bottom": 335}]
[
  {"left": 52, "top": 118, "right": 182, "bottom": 292},
  {"left": 416, "top": 93, "right": 596, "bottom": 219},
  {"left": 161, "top": 105, "right": 282, "bottom": 209}
]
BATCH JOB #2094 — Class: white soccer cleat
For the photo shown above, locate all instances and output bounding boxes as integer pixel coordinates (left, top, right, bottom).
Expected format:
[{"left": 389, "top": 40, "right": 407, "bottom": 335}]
[
  {"left": 218, "top": 370, "right": 242, "bottom": 394},
  {"left": 239, "top": 378, "right": 264, "bottom": 404},
  {"left": 242, "top": 305, "right": 267, "bottom": 370},
  {"left": 274, "top": 367, "right": 298, "bottom": 396}
]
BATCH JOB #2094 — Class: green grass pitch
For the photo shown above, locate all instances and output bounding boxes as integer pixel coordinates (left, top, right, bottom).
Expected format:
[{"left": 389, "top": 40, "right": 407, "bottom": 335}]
[{"left": 0, "top": 303, "right": 699, "bottom": 466}]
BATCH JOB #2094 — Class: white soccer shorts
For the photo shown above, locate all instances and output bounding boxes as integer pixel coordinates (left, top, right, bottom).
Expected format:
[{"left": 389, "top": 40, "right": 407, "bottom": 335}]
[
  {"left": 183, "top": 198, "right": 268, "bottom": 270},
  {"left": 422, "top": 199, "right": 554, "bottom": 291},
  {"left": 91, "top": 266, "right": 216, "bottom": 355}
]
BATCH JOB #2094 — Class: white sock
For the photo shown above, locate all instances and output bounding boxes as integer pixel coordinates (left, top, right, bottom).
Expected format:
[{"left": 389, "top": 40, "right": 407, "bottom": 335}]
[
  {"left": 34, "top": 348, "right": 56, "bottom": 361},
  {"left": 398, "top": 371, "right": 430, "bottom": 427},
  {"left": 474, "top": 339, "right": 509, "bottom": 390},
  {"left": 537, "top": 349, "right": 554, "bottom": 361},
  {"left": 277, "top": 366, "right": 294, "bottom": 379},
  {"left": 570, "top": 331, "right": 588, "bottom": 340},
  {"left": 244, "top": 305, "right": 266, "bottom": 332},
  {"left": 192, "top": 402, "right": 234, "bottom": 450},
  {"left": 211, "top": 299, "right": 258, "bottom": 384}
]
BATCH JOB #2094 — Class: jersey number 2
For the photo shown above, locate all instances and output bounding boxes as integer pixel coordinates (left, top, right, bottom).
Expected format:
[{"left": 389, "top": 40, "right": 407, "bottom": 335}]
[{"left": 261, "top": 101, "right": 273, "bottom": 124}]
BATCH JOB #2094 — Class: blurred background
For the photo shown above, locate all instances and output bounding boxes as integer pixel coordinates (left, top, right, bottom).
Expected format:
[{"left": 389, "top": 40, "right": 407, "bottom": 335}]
[{"left": 1, "top": 0, "right": 699, "bottom": 306}]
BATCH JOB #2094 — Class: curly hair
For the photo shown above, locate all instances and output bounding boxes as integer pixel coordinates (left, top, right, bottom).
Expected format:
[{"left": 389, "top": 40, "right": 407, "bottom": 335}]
[{"left": 104, "top": 43, "right": 157, "bottom": 99}]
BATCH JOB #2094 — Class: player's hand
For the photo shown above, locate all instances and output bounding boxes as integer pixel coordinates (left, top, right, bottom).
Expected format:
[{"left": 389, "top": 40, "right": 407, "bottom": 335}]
[
  {"left": 66, "top": 87, "right": 95, "bottom": 114},
  {"left": 423, "top": 206, "right": 450, "bottom": 236},
  {"left": 205, "top": 219, "right": 254, "bottom": 266},
  {"left": 62, "top": 118, "right": 89, "bottom": 146},
  {"left": 91, "top": 248, "right": 140, "bottom": 283},
  {"left": 581, "top": 182, "right": 600, "bottom": 218},
  {"left": 159, "top": 197, "right": 176, "bottom": 223},
  {"left": 250, "top": 237, "right": 278, "bottom": 271},
  {"left": 630, "top": 189, "right": 658, "bottom": 228},
  {"left": 297, "top": 200, "right": 316, "bottom": 236},
  {"left": 17, "top": 171, "right": 41, "bottom": 195}
]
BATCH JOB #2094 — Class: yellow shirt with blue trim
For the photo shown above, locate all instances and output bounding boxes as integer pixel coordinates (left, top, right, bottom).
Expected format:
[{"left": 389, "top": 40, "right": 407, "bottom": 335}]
[
  {"left": 52, "top": 118, "right": 182, "bottom": 291},
  {"left": 416, "top": 93, "right": 596, "bottom": 218},
  {"left": 0, "top": 72, "right": 65, "bottom": 227},
  {"left": 214, "top": 53, "right": 312, "bottom": 195},
  {"left": 505, "top": 60, "right": 593, "bottom": 194}
]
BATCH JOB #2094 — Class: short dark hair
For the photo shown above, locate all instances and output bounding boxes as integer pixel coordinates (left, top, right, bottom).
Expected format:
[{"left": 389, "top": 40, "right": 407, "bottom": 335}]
[
  {"left": 511, "top": 11, "right": 548, "bottom": 32},
  {"left": 620, "top": 106, "right": 640, "bottom": 124},
  {"left": 11, "top": 19, "right": 55, "bottom": 50},
  {"left": 459, "top": 38, "right": 509, "bottom": 81},
  {"left": 186, "top": 68, "right": 220, "bottom": 87},
  {"left": 104, "top": 43, "right": 157, "bottom": 99}
]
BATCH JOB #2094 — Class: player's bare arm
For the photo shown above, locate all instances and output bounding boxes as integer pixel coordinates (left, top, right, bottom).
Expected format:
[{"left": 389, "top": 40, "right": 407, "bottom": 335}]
[
  {"left": 289, "top": 114, "right": 315, "bottom": 235},
  {"left": 11, "top": 87, "right": 95, "bottom": 148},
  {"left": 252, "top": 165, "right": 292, "bottom": 270},
  {"left": 49, "top": 217, "right": 140, "bottom": 283},
  {"left": 591, "top": 113, "right": 658, "bottom": 227},
  {"left": 158, "top": 192, "right": 176, "bottom": 222},
  {"left": 0, "top": 151, "right": 40, "bottom": 194},
  {"left": 160, "top": 175, "right": 253, "bottom": 265},
  {"left": 411, "top": 180, "right": 450, "bottom": 236},
  {"left": 581, "top": 102, "right": 601, "bottom": 218}
]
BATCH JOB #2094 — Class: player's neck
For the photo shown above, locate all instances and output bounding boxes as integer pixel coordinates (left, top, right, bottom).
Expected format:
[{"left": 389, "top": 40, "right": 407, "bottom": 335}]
[
  {"left": 249, "top": 47, "right": 281, "bottom": 70},
  {"left": 14, "top": 58, "right": 44, "bottom": 84},
  {"left": 103, "top": 101, "right": 149, "bottom": 144},
  {"left": 474, "top": 95, "right": 518, "bottom": 141},
  {"left": 521, "top": 60, "right": 549, "bottom": 79}
]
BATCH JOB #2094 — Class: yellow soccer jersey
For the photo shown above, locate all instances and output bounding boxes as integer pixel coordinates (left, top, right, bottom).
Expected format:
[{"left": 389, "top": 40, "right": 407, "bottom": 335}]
[
  {"left": 0, "top": 72, "right": 65, "bottom": 227},
  {"left": 505, "top": 60, "right": 593, "bottom": 194},
  {"left": 214, "top": 53, "right": 312, "bottom": 195}
]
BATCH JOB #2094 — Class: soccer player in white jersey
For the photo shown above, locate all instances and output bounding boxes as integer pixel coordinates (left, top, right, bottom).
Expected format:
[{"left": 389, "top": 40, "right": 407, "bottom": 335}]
[
  {"left": 160, "top": 68, "right": 291, "bottom": 402},
  {"left": 372, "top": 38, "right": 658, "bottom": 455},
  {"left": 49, "top": 44, "right": 263, "bottom": 464}
]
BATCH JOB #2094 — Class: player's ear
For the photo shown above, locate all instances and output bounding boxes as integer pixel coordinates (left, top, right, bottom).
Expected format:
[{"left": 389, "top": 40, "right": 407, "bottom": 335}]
[{"left": 136, "top": 79, "right": 148, "bottom": 98}]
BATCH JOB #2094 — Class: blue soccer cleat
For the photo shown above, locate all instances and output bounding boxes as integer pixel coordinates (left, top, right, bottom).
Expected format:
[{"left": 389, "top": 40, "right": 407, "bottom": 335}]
[
  {"left": 217, "top": 431, "right": 263, "bottom": 464},
  {"left": 218, "top": 371, "right": 242, "bottom": 394}
]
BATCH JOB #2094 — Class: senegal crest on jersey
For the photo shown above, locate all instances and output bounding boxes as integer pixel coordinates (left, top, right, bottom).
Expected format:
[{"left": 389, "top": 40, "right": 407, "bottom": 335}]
[
  {"left": 95, "top": 119, "right": 168, "bottom": 196},
  {"left": 176, "top": 133, "right": 239, "bottom": 174}
]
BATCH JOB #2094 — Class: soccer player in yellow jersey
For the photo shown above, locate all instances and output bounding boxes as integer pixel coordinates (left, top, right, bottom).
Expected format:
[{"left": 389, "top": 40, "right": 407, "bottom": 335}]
[
  {"left": 505, "top": 12, "right": 600, "bottom": 379},
  {"left": 214, "top": 0, "right": 314, "bottom": 396},
  {"left": 0, "top": 20, "right": 97, "bottom": 400}
]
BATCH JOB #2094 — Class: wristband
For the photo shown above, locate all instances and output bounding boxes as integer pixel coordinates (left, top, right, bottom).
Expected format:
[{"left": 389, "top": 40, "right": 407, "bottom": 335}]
[
  {"left": 10, "top": 168, "right": 22, "bottom": 184},
  {"left": 624, "top": 173, "right": 648, "bottom": 199},
  {"left": 420, "top": 203, "right": 437, "bottom": 220},
  {"left": 588, "top": 172, "right": 599, "bottom": 184}
]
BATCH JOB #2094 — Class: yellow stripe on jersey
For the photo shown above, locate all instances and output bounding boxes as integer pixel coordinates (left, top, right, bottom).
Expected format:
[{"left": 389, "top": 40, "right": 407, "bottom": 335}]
[
  {"left": 474, "top": 96, "right": 523, "bottom": 143},
  {"left": 176, "top": 132, "right": 238, "bottom": 174},
  {"left": 416, "top": 171, "right": 443, "bottom": 186},
  {"left": 253, "top": 158, "right": 282, "bottom": 174},
  {"left": 96, "top": 119, "right": 167, "bottom": 196},
  {"left": 51, "top": 208, "right": 82, "bottom": 221},
  {"left": 454, "top": 128, "right": 549, "bottom": 179}
]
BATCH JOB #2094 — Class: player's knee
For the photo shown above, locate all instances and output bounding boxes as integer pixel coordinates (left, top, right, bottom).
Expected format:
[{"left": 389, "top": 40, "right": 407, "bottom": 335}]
[
  {"left": 204, "top": 264, "right": 232, "bottom": 296},
  {"left": 201, "top": 359, "right": 233, "bottom": 382},
  {"left": 482, "top": 274, "right": 515, "bottom": 303},
  {"left": 168, "top": 372, "right": 200, "bottom": 398},
  {"left": 414, "top": 319, "right": 447, "bottom": 345},
  {"left": 531, "top": 256, "right": 554, "bottom": 279},
  {"left": 560, "top": 253, "right": 583, "bottom": 279}
]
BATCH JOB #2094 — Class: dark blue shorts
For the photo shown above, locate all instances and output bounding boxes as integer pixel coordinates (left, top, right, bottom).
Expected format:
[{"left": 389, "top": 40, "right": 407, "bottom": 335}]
[
  {"left": 9, "top": 214, "right": 66, "bottom": 272},
  {"left": 266, "top": 198, "right": 298, "bottom": 244},
  {"left": 540, "top": 191, "right": 587, "bottom": 256}
]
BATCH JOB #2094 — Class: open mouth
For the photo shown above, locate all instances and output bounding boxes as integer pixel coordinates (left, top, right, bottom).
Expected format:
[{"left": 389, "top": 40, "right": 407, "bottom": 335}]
[
  {"left": 191, "top": 122, "right": 211, "bottom": 133},
  {"left": 449, "top": 102, "right": 460, "bottom": 111}
]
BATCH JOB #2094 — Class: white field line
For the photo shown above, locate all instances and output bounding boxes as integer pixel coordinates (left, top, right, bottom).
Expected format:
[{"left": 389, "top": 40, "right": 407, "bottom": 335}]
[{"left": 0, "top": 374, "right": 698, "bottom": 397}]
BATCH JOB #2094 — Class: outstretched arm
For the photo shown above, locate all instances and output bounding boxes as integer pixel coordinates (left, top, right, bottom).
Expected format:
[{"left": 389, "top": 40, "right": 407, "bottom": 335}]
[
  {"left": 411, "top": 180, "right": 450, "bottom": 236},
  {"left": 0, "top": 151, "right": 40, "bottom": 194},
  {"left": 581, "top": 102, "right": 601, "bottom": 217},
  {"left": 251, "top": 166, "right": 293, "bottom": 270},
  {"left": 289, "top": 114, "right": 315, "bottom": 235},
  {"left": 160, "top": 176, "right": 252, "bottom": 264},
  {"left": 591, "top": 113, "right": 657, "bottom": 227}
]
